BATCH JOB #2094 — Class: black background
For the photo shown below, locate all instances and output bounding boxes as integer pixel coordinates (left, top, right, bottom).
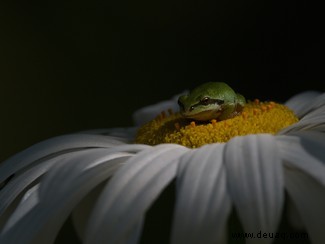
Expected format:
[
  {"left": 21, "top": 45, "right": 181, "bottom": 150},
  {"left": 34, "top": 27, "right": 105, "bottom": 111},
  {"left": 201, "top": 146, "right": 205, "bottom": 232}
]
[{"left": 0, "top": 0, "right": 324, "bottom": 162}]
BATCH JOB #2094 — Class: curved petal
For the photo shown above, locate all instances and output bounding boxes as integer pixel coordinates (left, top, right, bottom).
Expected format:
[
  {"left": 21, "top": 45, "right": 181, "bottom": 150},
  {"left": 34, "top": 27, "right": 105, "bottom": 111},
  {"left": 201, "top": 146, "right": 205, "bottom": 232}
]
[
  {"left": 0, "top": 134, "right": 127, "bottom": 184},
  {"left": 299, "top": 92, "right": 325, "bottom": 118},
  {"left": 279, "top": 106, "right": 325, "bottom": 134},
  {"left": 0, "top": 144, "right": 149, "bottom": 223},
  {"left": 286, "top": 196, "right": 305, "bottom": 230},
  {"left": 224, "top": 134, "right": 284, "bottom": 244},
  {"left": 84, "top": 144, "right": 189, "bottom": 244},
  {"left": 72, "top": 180, "right": 146, "bottom": 244},
  {"left": 0, "top": 148, "right": 135, "bottom": 244},
  {"left": 171, "top": 143, "right": 231, "bottom": 244},
  {"left": 132, "top": 92, "right": 186, "bottom": 126},
  {"left": 276, "top": 131, "right": 325, "bottom": 241},
  {"left": 1, "top": 184, "right": 40, "bottom": 232},
  {"left": 298, "top": 108, "right": 325, "bottom": 132},
  {"left": 284, "top": 167, "right": 325, "bottom": 244},
  {"left": 0, "top": 151, "right": 77, "bottom": 218},
  {"left": 77, "top": 127, "right": 137, "bottom": 141},
  {"left": 71, "top": 182, "right": 106, "bottom": 241},
  {"left": 284, "top": 91, "right": 321, "bottom": 117},
  {"left": 276, "top": 131, "right": 325, "bottom": 185}
]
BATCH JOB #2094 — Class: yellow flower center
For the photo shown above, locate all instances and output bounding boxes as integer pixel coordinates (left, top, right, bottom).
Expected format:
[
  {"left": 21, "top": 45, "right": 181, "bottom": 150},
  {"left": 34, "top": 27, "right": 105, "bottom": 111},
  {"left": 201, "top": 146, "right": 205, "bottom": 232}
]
[{"left": 135, "top": 100, "right": 299, "bottom": 148}]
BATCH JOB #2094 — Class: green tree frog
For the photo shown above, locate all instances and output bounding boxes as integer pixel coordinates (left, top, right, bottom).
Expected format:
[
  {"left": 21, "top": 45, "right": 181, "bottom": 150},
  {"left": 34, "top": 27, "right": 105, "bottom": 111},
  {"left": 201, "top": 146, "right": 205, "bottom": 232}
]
[{"left": 178, "top": 82, "right": 246, "bottom": 121}]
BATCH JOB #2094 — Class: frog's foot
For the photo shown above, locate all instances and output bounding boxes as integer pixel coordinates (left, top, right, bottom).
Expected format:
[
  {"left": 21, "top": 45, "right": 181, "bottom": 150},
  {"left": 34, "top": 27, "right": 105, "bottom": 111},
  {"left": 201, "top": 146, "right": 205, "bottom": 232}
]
[
  {"left": 217, "top": 103, "right": 244, "bottom": 121},
  {"left": 235, "top": 102, "right": 244, "bottom": 113},
  {"left": 226, "top": 103, "right": 245, "bottom": 119}
]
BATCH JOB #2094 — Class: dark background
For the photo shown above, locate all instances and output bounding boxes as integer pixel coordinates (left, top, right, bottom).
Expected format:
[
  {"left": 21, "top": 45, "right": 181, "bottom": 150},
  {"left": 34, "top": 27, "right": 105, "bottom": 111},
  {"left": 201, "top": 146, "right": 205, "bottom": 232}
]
[{"left": 0, "top": 0, "right": 324, "bottom": 162}]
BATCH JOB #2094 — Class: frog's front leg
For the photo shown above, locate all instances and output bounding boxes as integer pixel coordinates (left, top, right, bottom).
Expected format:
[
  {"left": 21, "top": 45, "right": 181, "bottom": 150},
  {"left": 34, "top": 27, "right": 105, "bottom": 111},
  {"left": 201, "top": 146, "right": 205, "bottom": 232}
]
[
  {"left": 218, "top": 95, "right": 245, "bottom": 121},
  {"left": 218, "top": 103, "right": 237, "bottom": 121},
  {"left": 236, "top": 93, "right": 246, "bottom": 108}
]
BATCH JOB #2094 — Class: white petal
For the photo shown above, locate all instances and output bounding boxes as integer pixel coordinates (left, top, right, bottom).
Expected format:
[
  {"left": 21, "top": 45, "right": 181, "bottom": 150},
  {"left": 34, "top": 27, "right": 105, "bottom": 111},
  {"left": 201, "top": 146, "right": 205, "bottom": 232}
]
[
  {"left": 0, "top": 154, "right": 59, "bottom": 217},
  {"left": 276, "top": 131, "right": 325, "bottom": 186},
  {"left": 286, "top": 196, "right": 305, "bottom": 230},
  {"left": 0, "top": 148, "right": 134, "bottom": 244},
  {"left": 0, "top": 134, "right": 127, "bottom": 185},
  {"left": 285, "top": 91, "right": 322, "bottom": 117},
  {"left": 71, "top": 181, "right": 106, "bottom": 241},
  {"left": 284, "top": 166, "right": 325, "bottom": 244},
  {"left": 0, "top": 145, "right": 147, "bottom": 224},
  {"left": 281, "top": 120, "right": 325, "bottom": 135},
  {"left": 298, "top": 108, "right": 325, "bottom": 132},
  {"left": 0, "top": 148, "right": 105, "bottom": 219},
  {"left": 77, "top": 127, "right": 137, "bottom": 141},
  {"left": 72, "top": 180, "right": 146, "bottom": 244},
  {"left": 298, "top": 92, "right": 325, "bottom": 118},
  {"left": 85, "top": 144, "right": 189, "bottom": 244},
  {"left": 2, "top": 184, "right": 40, "bottom": 232},
  {"left": 278, "top": 128, "right": 325, "bottom": 243},
  {"left": 279, "top": 107, "right": 325, "bottom": 134},
  {"left": 224, "top": 134, "right": 284, "bottom": 244},
  {"left": 280, "top": 93, "right": 325, "bottom": 134},
  {"left": 132, "top": 91, "right": 187, "bottom": 126},
  {"left": 171, "top": 143, "right": 231, "bottom": 244}
]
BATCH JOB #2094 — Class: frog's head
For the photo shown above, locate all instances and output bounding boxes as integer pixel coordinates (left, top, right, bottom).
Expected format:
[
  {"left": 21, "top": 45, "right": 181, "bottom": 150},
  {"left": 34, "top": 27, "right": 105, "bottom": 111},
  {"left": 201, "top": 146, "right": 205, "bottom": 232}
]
[{"left": 177, "top": 82, "right": 236, "bottom": 121}]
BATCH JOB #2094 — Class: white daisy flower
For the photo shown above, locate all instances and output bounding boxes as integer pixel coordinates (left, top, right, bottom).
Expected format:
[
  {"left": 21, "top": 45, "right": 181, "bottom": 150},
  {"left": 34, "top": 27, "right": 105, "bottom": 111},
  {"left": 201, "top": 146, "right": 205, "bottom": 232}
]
[{"left": 0, "top": 90, "right": 324, "bottom": 244}]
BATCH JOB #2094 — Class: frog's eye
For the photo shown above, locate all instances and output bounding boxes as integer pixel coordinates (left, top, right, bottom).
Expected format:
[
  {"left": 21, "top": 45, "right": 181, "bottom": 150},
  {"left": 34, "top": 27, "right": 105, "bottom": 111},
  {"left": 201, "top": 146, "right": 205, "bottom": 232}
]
[
  {"left": 200, "top": 97, "right": 212, "bottom": 105},
  {"left": 200, "top": 97, "right": 224, "bottom": 106},
  {"left": 178, "top": 99, "right": 185, "bottom": 111}
]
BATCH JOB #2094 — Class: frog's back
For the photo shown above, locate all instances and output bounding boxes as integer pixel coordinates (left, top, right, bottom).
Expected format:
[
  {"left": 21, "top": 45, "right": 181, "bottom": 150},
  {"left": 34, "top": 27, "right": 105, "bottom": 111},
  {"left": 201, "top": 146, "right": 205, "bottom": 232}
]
[{"left": 194, "top": 82, "right": 236, "bottom": 99}]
